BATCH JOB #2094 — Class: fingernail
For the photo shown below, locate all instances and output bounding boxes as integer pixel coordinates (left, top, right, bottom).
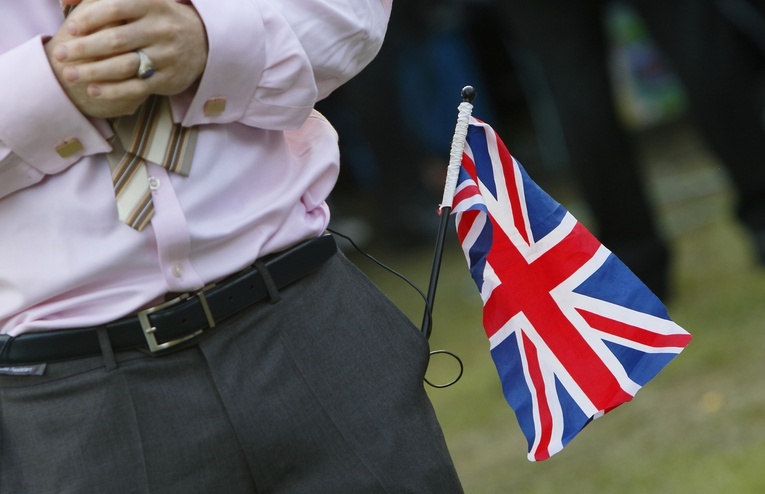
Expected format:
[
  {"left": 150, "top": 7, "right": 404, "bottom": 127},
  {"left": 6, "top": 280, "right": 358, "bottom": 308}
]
[
  {"left": 63, "top": 66, "right": 79, "bottom": 82},
  {"left": 66, "top": 21, "right": 79, "bottom": 36},
  {"left": 88, "top": 85, "right": 101, "bottom": 97},
  {"left": 53, "top": 45, "right": 68, "bottom": 61}
]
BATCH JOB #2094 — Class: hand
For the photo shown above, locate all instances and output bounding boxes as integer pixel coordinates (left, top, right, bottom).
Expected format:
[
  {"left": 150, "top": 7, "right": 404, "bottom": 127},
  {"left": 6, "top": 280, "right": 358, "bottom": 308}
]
[
  {"left": 49, "top": 0, "right": 208, "bottom": 117},
  {"left": 46, "top": 5, "right": 147, "bottom": 118}
]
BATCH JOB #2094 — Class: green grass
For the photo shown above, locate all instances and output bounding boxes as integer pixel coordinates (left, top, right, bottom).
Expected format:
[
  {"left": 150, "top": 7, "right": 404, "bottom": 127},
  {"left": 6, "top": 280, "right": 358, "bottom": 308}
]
[{"left": 347, "top": 124, "right": 765, "bottom": 492}]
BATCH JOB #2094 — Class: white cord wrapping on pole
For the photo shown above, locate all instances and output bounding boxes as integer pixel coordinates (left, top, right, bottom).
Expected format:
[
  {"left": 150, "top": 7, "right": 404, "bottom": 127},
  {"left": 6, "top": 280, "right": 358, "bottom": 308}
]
[{"left": 440, "top": 86, "right": 476, "bottom": 210}]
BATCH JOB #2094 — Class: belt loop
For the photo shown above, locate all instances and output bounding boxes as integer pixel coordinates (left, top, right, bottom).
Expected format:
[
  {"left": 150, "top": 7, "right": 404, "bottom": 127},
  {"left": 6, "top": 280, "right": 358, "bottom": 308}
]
[
  {"left": 254, "top": 259, "right": 281, "bottom": 304},
  {"left": 96, "top": 327, "right": 117, "bottom": 372},
  {"left": 0, "top": 335, "right": 10, "bottom": 360}
]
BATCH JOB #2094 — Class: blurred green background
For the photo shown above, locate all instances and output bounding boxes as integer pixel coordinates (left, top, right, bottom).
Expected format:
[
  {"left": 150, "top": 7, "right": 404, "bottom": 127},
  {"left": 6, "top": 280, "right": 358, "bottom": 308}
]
[{"left": 346, "top": 120, "right": 765, "bottom": 493}]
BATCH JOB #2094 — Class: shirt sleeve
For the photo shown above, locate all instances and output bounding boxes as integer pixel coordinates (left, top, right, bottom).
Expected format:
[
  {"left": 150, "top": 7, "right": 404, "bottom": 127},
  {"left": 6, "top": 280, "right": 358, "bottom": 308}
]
[
  {"left": 0, "top": 36, "right": 113, "bottom": 200},
  {"left": 174, "top": 0, "right": 392, "bottom": 131}
]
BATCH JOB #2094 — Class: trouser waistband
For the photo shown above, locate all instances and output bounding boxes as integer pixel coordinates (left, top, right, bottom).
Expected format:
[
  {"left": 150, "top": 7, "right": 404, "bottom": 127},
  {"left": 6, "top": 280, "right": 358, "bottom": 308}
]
[{"left": 0, "top": 234, "right": 337, "bottom": 365}]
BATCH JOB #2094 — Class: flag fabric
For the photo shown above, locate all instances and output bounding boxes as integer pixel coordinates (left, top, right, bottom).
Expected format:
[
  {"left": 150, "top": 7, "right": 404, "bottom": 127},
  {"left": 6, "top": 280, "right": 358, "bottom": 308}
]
[{"left": 451, "top": 117, "right": 691, "bottom": 461}]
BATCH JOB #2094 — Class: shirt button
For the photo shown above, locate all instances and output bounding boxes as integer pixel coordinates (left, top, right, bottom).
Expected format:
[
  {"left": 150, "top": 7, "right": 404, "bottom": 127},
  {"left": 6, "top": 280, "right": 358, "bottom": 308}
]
[
  {"left": 172, "top": 263, "right": 184, "bottom": 278},
  {"left": 148, "top": 176, "right": 161, "bottom": 190}
]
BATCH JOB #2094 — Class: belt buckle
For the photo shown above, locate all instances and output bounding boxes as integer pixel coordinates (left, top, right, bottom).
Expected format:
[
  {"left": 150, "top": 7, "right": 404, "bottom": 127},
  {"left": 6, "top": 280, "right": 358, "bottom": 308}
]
[{"left": 136, "top": 285, "right": 216, "bottom": 353}]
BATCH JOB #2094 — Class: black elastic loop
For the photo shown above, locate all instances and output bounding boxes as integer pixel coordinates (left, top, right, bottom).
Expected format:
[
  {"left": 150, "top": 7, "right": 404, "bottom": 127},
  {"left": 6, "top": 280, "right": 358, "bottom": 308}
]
[{"left": 424, "top": 350, "right": 464, "bottom": 389}]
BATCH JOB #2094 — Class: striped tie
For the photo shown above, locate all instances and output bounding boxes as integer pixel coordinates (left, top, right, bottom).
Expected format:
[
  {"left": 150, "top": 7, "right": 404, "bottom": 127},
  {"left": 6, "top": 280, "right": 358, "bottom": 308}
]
[
  {"left": 62, "top": 2, "right": 198, "bottom": 231},
  {"left": 107, "top": 95, "right": 198, "bottom": 230}
]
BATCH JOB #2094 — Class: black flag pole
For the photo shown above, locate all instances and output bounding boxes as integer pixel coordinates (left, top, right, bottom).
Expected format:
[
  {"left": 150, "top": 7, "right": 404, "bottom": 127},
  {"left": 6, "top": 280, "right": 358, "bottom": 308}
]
[{"left": 421, "top": 86, "right": 476, "bottom": 340}]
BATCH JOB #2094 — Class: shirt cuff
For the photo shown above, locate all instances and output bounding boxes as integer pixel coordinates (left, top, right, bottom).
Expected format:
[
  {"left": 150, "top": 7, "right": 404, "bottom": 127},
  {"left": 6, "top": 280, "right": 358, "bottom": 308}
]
[
  {"left": 0, "top": 36, "right": 112, "bottom": 175},
  {"left": 178, "top": 0, "right": 265, "bottom": 127}
]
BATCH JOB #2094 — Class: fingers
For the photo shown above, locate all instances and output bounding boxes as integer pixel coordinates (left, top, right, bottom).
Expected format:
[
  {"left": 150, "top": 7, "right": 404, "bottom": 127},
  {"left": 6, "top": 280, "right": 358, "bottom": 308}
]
[
  {"left": 65, "top": 51, "right": 156, "bottom": 101},
  {"left": 66, "top": 0, "right": 142, "bottom": 36},
  {"left": 87, "top": 78, "right": 152, "bottom": 102},
  {"left": 62, "top": 51, "right": 141, "bottom": 84},
  {"left": 54, "top": 0, "right": 148, "bottom": 62},
  {"left": 44, "top": 31, "right": 149, "bottom": 118},
  {"left": 54, "top": 22, "right": 150, "bottom": 63}
]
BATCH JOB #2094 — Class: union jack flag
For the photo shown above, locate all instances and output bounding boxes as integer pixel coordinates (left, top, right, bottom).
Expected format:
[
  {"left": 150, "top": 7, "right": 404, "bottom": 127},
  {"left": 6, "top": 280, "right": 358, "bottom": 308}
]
[{"left": 451, "top": 117, "right": 691, "bottom": 461}]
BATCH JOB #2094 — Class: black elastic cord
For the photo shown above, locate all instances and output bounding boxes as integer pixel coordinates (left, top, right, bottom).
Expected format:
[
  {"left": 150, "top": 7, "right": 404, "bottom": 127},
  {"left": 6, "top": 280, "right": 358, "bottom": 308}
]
[{"left": 327, "top": 228, "right": 463, "bottom": 388}]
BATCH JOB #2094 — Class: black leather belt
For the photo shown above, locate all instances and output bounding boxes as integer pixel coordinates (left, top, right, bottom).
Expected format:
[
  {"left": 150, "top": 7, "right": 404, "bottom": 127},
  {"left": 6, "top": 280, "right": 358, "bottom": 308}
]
[{"left": 0, "top": 234, "right": 337, "bottom": 365}]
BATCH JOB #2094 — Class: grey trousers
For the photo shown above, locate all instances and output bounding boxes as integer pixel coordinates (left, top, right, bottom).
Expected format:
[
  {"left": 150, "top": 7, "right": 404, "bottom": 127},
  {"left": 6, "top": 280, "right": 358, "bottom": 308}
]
[{"left": 0, "top": 253, "right": 463, "bottom": 493}]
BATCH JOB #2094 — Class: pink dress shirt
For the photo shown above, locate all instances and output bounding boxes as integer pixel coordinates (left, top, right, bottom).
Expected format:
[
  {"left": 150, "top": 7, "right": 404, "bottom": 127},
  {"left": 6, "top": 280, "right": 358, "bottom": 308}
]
[{"left": 0, "top": 0, "right": 392, "bottom": 336}]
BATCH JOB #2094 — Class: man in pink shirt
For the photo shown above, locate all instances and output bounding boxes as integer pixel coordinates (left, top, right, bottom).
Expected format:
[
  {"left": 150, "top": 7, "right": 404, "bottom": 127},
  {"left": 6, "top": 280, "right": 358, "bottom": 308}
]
[{"left": 0, "top": 1, "right": 463, "bottom": 491}]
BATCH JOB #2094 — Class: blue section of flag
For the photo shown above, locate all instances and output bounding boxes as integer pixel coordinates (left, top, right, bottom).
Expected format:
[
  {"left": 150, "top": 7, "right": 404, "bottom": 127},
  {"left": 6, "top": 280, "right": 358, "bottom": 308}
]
[
  {"left": 573, "top": 254, "right": 670, "bottom": 319},
  {"left": 604, "top": 341, "right": 679, "bottom": 386},
  {"left": 519, "top": 165, "right": 567, "bottom": 242}
]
